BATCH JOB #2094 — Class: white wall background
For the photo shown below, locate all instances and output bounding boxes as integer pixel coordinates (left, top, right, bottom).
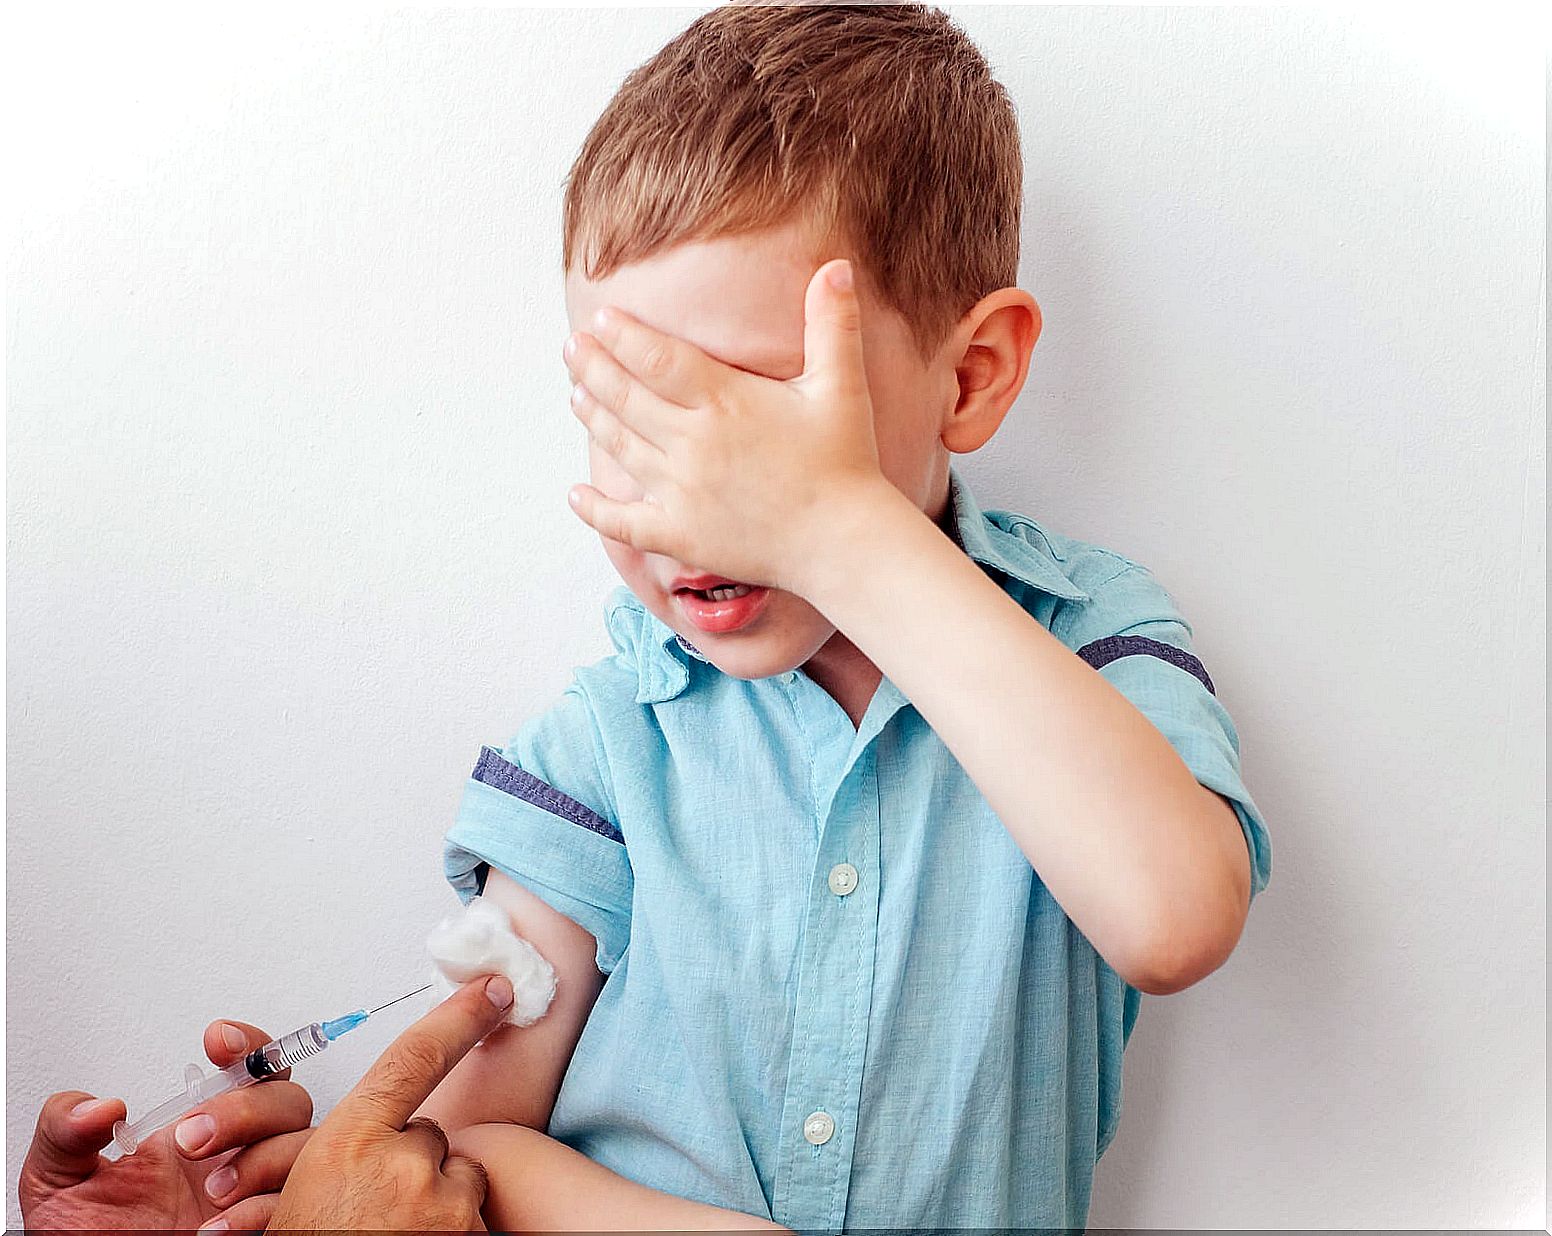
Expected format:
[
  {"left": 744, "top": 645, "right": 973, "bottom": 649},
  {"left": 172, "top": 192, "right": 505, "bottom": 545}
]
[{"left": 6, "top": 6, "right": 1545, "bottom": 1229}]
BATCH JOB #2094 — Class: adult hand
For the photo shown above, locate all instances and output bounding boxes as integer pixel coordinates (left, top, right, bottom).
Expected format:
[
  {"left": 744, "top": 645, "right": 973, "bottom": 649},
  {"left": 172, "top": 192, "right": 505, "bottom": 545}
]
[
  {"left": 267, "top": 973, "right": 514, "bottom": 1231},
  {"left": 18, "top": 1019, "right": 314, "bottom": 1231}
]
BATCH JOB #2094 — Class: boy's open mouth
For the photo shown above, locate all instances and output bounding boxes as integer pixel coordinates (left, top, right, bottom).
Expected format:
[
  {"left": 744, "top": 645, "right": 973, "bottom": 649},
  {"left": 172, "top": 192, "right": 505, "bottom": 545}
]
[
  {"left": 676, "top": 584, "right": 756, "bottom": 601},
  {"left": 671, "top": 579, "right": 772, "bottom": 634}
]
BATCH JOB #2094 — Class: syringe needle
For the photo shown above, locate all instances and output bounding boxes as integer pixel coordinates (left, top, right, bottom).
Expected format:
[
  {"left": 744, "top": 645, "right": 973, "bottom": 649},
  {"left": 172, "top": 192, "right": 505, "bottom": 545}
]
[{"left": 365, "top": 983, "right": 434, "bottom": 1017}]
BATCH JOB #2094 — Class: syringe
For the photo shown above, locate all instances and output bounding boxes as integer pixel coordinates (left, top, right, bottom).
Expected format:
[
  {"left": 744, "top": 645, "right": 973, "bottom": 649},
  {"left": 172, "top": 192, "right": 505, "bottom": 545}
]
[{"left": 110, "top": 983, "right": 433, "bottom": 1156}]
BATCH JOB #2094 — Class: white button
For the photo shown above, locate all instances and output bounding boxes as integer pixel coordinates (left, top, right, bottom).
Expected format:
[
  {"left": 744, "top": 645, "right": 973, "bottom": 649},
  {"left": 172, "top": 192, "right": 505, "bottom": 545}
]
[
  {"left": 827, "top": 862, "right": 859, "bottom": 896},
  {"left": 782, "top": 671, "right": 797, "bottom": 685},
  {"left": 803, "top": 1111, "right": 835, "bottom": 1145}
]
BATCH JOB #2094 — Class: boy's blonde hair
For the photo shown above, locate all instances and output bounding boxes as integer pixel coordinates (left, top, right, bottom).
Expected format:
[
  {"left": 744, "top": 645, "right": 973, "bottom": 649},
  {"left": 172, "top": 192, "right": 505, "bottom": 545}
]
[{"left": 561, "top": 3, "right": 1022, "bottom": 363}]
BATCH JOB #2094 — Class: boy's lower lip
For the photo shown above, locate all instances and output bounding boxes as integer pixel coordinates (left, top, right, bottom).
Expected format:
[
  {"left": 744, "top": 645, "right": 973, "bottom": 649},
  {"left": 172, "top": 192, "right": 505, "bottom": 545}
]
[{"left": 674, "top": 585, "right": 772, "bottom": 633}]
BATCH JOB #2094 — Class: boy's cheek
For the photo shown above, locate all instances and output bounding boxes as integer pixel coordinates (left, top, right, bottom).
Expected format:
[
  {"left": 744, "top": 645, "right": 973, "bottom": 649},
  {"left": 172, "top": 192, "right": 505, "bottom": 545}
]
[{"left": 601, "top": 537, "right": 642, "bottom": 581}]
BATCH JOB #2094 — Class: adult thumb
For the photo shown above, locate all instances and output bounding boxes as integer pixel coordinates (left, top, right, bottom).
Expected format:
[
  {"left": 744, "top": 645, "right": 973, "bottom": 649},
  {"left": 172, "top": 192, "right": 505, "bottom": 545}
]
[
  {"left": 801, "top": 259, "right": 866, "bottom": 395},
  {"left": 20, "top": 1092, "right": 125, "bottom": 1197}
]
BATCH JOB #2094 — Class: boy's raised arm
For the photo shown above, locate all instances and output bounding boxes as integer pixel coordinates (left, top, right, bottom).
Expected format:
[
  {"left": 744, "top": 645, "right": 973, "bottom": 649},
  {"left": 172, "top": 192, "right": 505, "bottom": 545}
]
[
  {"left": 414, "top": 867, "right": 605, "bottom": 1132},
  {"left": 799, "top": 484, "right": 1254, "bottom": 997},
  {"left": 562, "top": 260, "right": 1257, "bottom": 1000}
]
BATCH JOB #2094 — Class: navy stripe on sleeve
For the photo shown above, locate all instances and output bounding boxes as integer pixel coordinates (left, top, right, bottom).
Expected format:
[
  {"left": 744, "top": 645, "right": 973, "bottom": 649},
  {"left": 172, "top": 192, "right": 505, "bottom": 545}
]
[
  {"left": 472, "top": 745, "right": 625, "bottom": 844},
  {"left": 1075, "top": 635, "right": 1216, "bottom": 695}
]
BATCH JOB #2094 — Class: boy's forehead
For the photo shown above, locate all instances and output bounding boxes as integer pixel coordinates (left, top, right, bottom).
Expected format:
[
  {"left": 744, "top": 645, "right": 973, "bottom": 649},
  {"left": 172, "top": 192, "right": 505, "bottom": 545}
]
[{"left": 564, "top": 228, "right": 820, "bottom": 376}]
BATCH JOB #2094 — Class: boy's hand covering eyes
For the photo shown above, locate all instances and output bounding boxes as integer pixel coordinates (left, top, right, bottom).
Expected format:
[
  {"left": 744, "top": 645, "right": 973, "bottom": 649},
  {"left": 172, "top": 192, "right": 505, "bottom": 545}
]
[{"left": 562, "top": 259, "right": 890, "bottom": 598}]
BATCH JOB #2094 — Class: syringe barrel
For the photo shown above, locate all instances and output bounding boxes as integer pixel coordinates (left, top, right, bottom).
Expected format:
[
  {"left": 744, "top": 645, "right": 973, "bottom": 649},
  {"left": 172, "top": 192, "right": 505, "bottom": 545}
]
[
  {"left": 111, "top": 1022, "right": 332, "bottom": 1157},
  {"left": 247, "top": 1023, "right": 329, "bottom": 1077},
  {"left": 111, "top": 1058, "right": 251, "bottom": 1156}
]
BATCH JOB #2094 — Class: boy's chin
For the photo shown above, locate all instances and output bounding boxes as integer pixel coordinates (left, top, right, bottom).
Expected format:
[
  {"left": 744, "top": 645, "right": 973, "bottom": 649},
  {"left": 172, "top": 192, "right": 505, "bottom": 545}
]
[
  {"left": 678, "top": 622, "right": 831, "bottom": 682},
  {"left": 657, "top": 592, "right": 835, "bottom": 681},
  {"left": 688, "top": 638, "right": 805, "bottom": 682}
]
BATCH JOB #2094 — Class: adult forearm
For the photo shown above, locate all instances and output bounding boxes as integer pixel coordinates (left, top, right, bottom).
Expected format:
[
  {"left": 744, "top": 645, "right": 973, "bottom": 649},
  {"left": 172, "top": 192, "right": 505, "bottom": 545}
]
[
  {"left": 451, "top": 1121, "right": 791, "bottom": 1231},
  {"left": 799, "top": 481, "right": 1247, "bottom": 993}
]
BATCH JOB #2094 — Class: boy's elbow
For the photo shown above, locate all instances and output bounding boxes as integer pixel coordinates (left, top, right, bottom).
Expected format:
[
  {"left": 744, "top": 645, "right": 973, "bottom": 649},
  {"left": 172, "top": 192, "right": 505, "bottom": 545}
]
[
  {"left": 1136, "top": 937, "right": 1231, "bottom": 996},
  {"left": 1138, "top": 801, "right": 1254, "bottom": 996},
  {"left": 1138, "top": 876, "right": 1250, "bottom": 996}
]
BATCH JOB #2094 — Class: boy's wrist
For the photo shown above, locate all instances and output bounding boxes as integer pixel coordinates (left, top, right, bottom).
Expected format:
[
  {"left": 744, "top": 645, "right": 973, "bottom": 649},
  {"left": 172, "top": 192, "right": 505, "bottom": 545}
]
[{"left": 787, "top": 476, "right": 929, "bottom": 608}]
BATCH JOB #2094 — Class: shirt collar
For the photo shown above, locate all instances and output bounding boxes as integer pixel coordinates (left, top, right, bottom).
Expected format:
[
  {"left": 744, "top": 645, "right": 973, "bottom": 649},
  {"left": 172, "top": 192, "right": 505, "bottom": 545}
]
[
  {"left": 940, "top": 462, "right": 1091, "bottom": 604},
  {"left": 611, "top": 463, "right": 1088, "bottom": 705}
]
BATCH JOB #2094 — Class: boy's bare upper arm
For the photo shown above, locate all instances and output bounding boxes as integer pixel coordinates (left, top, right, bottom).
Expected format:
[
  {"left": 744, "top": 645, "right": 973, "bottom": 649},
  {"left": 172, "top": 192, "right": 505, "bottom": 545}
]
[{"left": 415, "top": 867, "right": 606, "bottom": 1132}]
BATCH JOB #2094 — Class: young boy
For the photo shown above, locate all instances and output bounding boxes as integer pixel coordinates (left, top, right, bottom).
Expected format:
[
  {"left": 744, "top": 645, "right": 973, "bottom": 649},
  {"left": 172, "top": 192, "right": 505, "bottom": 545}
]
[{"left": 419, "top": 5, "right": 1272, "bottom": 1230}]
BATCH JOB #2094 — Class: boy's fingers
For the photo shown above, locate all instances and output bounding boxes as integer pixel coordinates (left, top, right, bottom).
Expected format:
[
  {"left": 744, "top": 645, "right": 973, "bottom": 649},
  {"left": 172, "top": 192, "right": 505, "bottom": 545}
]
[
  {"left": 21, "top": 1091, "right": 127, "bottom": 1192},
  {"left": 329, "top": 976, "right": 515, "bottom": 1132},
  {"left": 583, "top": 306, "right": 711, "bottom": 411},
  {"left": 564, "top": 330, "right": 679, "bottom": 440},
  {"left": 568, "top": 484, "right": 670, "bottom": 555},
  {"left": 802, "top": 259, "right": 866, "bottom": 395},
  {"left": 572, "top": 386, "right": 667, "bottom": 482}
]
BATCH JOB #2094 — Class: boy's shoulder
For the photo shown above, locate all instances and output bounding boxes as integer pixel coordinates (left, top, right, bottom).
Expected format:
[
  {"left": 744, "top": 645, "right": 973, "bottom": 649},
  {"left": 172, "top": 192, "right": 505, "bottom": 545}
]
[
  {"left": 945, "top": 467, "right": 1184, "bottom": 640},
  {"left": 975, "top": 501, "right": 1148, "bottom": 600},
  {"left": 977, "top": 504, "right": 1195, "bottom": 648}
]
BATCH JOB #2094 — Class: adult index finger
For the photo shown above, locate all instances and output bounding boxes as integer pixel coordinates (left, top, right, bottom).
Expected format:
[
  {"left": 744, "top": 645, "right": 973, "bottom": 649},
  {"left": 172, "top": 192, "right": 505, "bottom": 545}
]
[{"left": 327, "top": 975, "right": 514, "bottom": 1133}]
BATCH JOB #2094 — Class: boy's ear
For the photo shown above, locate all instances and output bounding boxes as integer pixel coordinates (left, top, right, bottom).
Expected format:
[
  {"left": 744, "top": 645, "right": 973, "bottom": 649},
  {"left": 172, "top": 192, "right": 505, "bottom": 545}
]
[{"left": 941, "top": 290, "right": 1042, "bottom": 453}]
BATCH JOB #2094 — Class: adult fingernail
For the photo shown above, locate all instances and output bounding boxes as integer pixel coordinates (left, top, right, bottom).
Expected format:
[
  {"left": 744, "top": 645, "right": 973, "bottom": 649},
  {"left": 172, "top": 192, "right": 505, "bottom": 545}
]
[
  {"left": 204, "top": 1164, "right": 239, "bottom": 1201},
  {"left": 198, "top": 1219, "right": 230, "bottom": 1233},
  {"left": 486, "top": 975, "right": 514, "bottom": 1009},
  {"left": 70, "top": 1098, "right": 110, "bottom": 1119},
  {"left": 829, "top": 260, "right": 853, "bottom": 291},
  {"left": 219, "top": 1023, "right": 247, "bottom": 1053},
  {"left": 175, "top": 1114, "right": 216, "bottom": 1153}
]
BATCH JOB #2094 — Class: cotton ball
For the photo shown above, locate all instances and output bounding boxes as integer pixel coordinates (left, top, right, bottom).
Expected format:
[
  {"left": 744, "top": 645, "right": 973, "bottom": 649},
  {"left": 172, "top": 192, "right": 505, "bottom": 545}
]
[{"left": 427, "top": 895, "right": 556, "bottom": 1027}]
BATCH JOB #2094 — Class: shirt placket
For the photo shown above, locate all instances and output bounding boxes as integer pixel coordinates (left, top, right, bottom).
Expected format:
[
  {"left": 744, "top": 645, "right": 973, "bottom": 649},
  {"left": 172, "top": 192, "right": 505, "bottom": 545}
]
[{"left": 769, "top": 672, "right": 902, "bottom": 1232}]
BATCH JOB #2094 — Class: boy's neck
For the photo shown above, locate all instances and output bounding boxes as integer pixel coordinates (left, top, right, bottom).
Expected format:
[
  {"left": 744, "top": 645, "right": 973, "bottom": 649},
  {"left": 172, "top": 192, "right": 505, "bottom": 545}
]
[{"left": 802, "top": 631, "right": 883, "bottom": 731}]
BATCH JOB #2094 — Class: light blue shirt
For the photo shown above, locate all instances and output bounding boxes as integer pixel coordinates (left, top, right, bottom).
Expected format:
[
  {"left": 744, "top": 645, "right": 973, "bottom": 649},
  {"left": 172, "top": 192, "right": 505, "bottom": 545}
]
[{"left": 443, "top": 464, "right": 1272, "bottom": 1231}]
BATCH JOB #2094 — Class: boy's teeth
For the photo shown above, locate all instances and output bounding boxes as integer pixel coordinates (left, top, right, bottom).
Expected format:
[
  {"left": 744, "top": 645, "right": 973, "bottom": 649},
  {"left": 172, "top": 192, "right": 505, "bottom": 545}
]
[{"left": 699, "top": 584, "right": 753, "bottom": 601}]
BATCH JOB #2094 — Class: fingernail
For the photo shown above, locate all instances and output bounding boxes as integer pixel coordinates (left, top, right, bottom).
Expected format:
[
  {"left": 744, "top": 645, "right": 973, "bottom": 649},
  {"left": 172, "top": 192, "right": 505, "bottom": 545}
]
[
  {"left": 829, "top": 260, "right": 852, "bottom": 291},
  {"left": 174, "top": 1114, "right": 216, "bottom": 1153},
  {"left": 219, "top": 1023, "right": 247, "bottom": 1053},
  {"left": 70, "top": 1098, "right": 109, "bottom": 1119},
  {"left": 204, "top": 1164, "right": 239, "bottom": 1201},
  {"left": 486, "top": 975, "right": 515, "bottom": 1009},
  {"left": 198, "top": 1219, "right": 230, "bottom": 1233}
]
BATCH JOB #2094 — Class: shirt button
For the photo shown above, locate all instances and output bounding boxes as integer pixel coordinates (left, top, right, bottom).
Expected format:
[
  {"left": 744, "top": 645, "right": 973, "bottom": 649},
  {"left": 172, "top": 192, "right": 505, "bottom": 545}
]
[
  {"left": 803, "top": 1111, "right": 835, "bottom": 1145},
  {"left": 782, "top": 671, "right": 797, "bottom": 685},
  {"left": 827, "top": 862, "right": 859, "bottom": 896}
]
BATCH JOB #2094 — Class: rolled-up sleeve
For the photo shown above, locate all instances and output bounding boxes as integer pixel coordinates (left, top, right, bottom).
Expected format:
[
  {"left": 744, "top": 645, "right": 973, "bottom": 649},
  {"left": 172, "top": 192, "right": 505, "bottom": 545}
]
[
  {"left": 1063, "top": 564, "right": 1273, "bottom": 903},
  {"left": 443, "top": 684, "right": 633, "bottom": 973}
]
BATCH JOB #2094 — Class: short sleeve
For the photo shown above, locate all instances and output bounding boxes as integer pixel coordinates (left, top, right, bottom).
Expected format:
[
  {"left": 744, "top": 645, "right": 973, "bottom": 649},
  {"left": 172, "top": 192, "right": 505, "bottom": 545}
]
[
  {"left": 443, "top": 683, "right": 633, "bottom": 974},
  {"left": 1061, "top": 564, "right": 1273, "bottom": 904}
]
